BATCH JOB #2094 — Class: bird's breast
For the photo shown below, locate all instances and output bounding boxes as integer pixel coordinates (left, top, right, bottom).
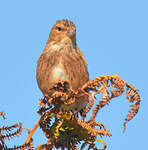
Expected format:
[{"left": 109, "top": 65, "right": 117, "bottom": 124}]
[{"left": 50, "top": 63, "right": 69, "bottom": 83}]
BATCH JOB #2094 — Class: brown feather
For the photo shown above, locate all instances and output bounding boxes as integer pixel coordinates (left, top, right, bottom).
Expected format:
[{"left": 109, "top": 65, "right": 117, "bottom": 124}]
[{"left": 36, "top": 19, "right": 89, "bottom": 111}]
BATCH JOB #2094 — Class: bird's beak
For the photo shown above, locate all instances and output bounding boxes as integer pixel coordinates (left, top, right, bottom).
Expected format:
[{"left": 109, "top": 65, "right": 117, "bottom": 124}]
[{"left": 67, "top": 29, "right": 75, "bottom": 37}]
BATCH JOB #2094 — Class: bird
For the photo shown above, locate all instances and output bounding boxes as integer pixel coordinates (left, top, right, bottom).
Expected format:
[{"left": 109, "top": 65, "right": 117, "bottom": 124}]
[{"left": 36, "top": 19, "right": 89, "bottom": 112}]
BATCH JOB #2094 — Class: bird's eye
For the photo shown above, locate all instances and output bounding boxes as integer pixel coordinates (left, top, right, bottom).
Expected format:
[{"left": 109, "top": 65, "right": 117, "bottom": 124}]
[{"left": 57, "top": 27, "right": 62, "bottom": 31}]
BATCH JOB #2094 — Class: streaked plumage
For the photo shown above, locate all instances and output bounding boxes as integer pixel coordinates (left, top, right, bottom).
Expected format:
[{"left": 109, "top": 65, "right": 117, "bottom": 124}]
[{"left": 36, "top": 19, "right": 89, "bottom": 111}]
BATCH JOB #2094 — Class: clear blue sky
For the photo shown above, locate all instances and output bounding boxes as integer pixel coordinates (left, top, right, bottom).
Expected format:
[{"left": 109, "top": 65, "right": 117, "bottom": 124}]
[{"left": 0, "top": 0, "right": 147, "bottom": 149}]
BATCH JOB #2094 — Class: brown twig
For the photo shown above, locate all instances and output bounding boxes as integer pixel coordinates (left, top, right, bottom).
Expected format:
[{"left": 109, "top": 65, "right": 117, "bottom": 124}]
[{"left": 24, "top": 118, "right": 41, "bottom": 146}]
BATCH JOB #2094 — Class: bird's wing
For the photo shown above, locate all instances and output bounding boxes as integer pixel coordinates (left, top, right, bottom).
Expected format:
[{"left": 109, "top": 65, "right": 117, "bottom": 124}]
[
  {"left": 36, "top": 48, "right": 62, "bottom": 94},
  {"left": 61, "top": 46, "right": 89, "bottom": 90}
]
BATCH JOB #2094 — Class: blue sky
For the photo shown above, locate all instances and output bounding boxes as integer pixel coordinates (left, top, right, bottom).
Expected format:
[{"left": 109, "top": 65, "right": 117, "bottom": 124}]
[{"left": 0, "top": 0, "right": 147, "bottom": 149}]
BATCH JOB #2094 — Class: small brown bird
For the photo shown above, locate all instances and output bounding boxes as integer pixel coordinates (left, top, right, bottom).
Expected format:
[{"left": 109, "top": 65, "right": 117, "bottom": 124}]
[{"left": 36, "top": 19, "right": 89, "bottom": 112}]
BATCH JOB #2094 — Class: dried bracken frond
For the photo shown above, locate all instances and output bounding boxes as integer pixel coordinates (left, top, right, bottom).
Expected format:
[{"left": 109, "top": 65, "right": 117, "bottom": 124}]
[
  {"left": 80, "top": 75, "right": 140, "bottom": 131},
  {"left": 0, "top": 112, "right": 6, "bottom": 119},
  {"left": 4, "top": 142, "right": 33, "bottom": 150},
  {"left": 0, "top": 113, "right": 33, "bottom": 150},
  {"left": 124, "top": 83, "right": 140, "bottom": 132},
  {"left": 35, "top": 112, "right": 111, "bottom": 150},
  {"left": 0, "top": 123, "right": 23, "bottom": 141},
  {"left": 25, "top": 74, "right": 140, "bottom": 149}
]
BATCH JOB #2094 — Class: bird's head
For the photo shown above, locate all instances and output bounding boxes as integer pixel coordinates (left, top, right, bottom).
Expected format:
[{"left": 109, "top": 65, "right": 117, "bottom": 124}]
[{"left": 48, "top": 19, "right": 76, "bottom": 47}]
